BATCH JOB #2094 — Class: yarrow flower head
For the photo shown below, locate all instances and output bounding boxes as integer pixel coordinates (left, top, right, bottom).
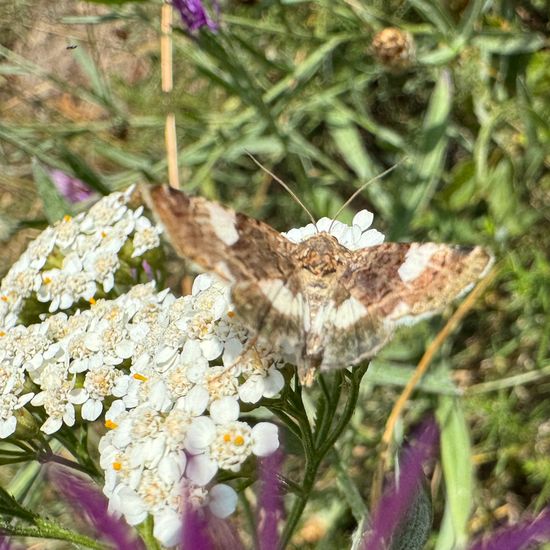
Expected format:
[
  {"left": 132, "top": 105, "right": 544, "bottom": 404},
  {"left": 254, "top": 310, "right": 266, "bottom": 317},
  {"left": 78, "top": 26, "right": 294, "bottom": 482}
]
[
  {"left": 0, "top": 187, "right": 391, "bottom": 548},
  {"left": 0, "top": 186, "right": 162, "bottom": 331}
]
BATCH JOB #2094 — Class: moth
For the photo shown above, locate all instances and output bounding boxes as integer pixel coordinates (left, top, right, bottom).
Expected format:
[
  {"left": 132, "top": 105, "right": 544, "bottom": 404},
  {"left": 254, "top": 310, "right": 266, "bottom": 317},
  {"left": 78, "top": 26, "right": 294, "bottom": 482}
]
[{"left": 145, "top": 185, "right": 493, "bottom": 385}]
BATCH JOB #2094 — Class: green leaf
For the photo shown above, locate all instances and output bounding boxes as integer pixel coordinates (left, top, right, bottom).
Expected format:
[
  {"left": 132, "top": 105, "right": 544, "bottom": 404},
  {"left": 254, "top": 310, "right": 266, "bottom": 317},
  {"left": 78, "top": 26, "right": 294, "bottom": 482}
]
[
  {"left": 72, "top": 45, "right": 111, "bottom": 104},
  {"left": 366, "top": 360, "right": 460, "bottom": 395},
  {"left": 473, "top": 32, "right": 545, "bottom": 55},
  {"left": 32, "top": 159, "right": 74, "bottom": 223},
  {"left": 326, "top": 110, "right": 373, "bottom": 181},
  {"left": 436, "top": 396, "right": 473, "bottom": 549},
  {"left": 391, "top": 481, "right": 433, "bottom": 550},
  {"left": 408, "top": 0, "right": 453, "bottom": 34},
  {"left": 0, "top": 486, "right": 36, "bottom": 521},
  {"left": 59, "top": 147, "right": 111, "bottom": 195},
  {"left": 84, "top": 0, "right": 147, "bottom": 4}
]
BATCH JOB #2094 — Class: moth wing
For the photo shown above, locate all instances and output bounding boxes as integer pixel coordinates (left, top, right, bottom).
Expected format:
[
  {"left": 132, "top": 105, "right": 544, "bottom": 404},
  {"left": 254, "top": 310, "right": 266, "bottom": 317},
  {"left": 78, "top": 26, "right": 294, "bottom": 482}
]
[
  {"left": 232, "top": 275, "right": 309, "bottom": 365},
  {"left": 318, "top": 242, "right": 493, "bottom": 370},
  {"left": 144, "top": 185, "right": 296, "bottom": 283}
]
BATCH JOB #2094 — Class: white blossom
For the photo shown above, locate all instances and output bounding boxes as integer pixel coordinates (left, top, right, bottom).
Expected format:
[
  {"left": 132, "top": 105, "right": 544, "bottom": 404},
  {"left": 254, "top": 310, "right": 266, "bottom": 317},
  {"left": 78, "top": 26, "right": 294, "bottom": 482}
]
[{"left": 282, "top": 208, "right": 385, "bottom": 250}]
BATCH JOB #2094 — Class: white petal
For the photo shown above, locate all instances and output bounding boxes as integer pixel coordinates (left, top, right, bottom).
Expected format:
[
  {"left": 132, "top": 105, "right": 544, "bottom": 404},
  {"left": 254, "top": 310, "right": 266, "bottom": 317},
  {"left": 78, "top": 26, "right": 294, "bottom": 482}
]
[
  {"left": 251, "top": 422, "right": 279, "bottom": 456},
  {"left": 316, "top": 217, "right": 332, "bottom": 232},
  {"left": 105, "top": 399, "right": 126, "bottom": 421},
  {"left": 210, "top": 396, "right": 239, "bottom": 424},
  {"left": 0, "top": 417, "right": 17, "bottom": 438},
  {"left": 238, "top": 377, "right": 264, "bottom": 404},
  {"left": 222, "top": 337, "right": 243, "bottom": 366},
  {"left": 192, "top": 273, "right": 214, "bottom": 295},
  {"left": 208, "top": 484, "right": 238, "bottom": 518},
  {"left": 352, "top": 210, "right": 374, "bottom": 230},
  {"left": 115, "top": 340, "right": 134, "bottom": 359},
  {"left": 185, "top": 416, "right": 216, "bottom": 453},
  {"left": 185, "top": 453, "right": 218, "bottom": 486},
  {"left": 158, "top": 453, "right": 185, "bottom": 485},
  {"left": 182, "top": 386, "right": 209, "bottom": 416},
  {"left": 82, "top": 399, "right": 103, "bottom": 421},
  {"left": 200, "top": 338, "right": 223, "bottom": 361},
  {"left": 69, "top": 387, "right": 88, "bottom": 405},
  {"left": 263, "top": 368, "right": 285, "bottom": 398},
  {"left": 153, "top": 508, "right": 181, "bottom": 547},
  {"left": 41, "top": 416, "right": 62, "bottom": 434}
]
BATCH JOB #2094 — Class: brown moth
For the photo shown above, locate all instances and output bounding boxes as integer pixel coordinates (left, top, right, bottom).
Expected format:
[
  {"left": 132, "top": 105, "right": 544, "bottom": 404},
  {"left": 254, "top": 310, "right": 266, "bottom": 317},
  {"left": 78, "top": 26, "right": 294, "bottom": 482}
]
[{"left": 144, "top": 185, "right": 493, "bottom": 385}]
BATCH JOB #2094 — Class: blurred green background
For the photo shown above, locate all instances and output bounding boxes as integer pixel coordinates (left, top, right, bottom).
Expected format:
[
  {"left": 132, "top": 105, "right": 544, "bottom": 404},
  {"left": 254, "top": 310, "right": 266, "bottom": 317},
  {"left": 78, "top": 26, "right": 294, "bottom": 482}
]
[{"left": 0, "top": 0, "right": 549, "bottom": 547}]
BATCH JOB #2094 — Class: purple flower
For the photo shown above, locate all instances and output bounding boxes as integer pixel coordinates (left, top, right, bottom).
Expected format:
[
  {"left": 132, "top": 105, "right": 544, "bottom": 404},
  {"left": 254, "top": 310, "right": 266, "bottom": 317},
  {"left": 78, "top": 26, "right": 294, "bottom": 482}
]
[
  {"left": 469, "top": 508, "right": 550, "bottom": 550},
  {"left": 50, "top": 468, "right": 141, "bottom": 550},
  {"left": 49, "top": 169, "right": 95, "bottom": 204},
  {"left": 181, "top": 505, "right": 214, "bottom": 550},
  {"left": 258, "top": 450, "right": 284, "bottom": 550},
  {"left": 172, "top": 0, "right": 219, "bottom": 32},
  {"left": 363, "top": 419, "right": 439, "bottom": 550}
]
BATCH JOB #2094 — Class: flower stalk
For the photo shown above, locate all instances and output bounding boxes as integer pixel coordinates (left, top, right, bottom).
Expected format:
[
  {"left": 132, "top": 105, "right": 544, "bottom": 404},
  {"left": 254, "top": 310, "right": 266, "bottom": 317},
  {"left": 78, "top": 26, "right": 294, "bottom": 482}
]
[{"left": 277, "top": 364, "right": 369, "bottom": 548}]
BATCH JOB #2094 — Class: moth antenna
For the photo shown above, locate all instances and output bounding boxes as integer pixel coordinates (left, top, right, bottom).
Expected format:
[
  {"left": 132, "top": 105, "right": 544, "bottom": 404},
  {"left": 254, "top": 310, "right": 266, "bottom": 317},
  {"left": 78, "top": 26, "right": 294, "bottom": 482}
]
[
  {"left": 245, "top": 152, "right": 318, "bottom": 228},
  {"left": 328, "top": 159, "right": 406, "bottom": 233}
]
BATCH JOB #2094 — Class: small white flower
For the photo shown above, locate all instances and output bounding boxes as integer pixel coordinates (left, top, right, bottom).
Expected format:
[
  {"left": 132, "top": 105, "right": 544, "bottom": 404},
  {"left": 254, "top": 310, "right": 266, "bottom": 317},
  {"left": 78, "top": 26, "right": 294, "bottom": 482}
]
[
  {"left": 238, "top": 365, "right": 285, "bottom": 404},
  {"left": 54, "top": 215, "right": 80, "bottom": 252},
  {"left": 32, "top": 378, "right": 86, "bottom": 434},
  {"left": 131, "top": 217, "right": 161, "bottom": 257},
  {"left": 79, "top": 366, "right": 130, "bottom": 421},
  {"left": 107, "top": 484, "right": 148, "bottom": 526},
  {"left": 83, "top": 249, "right": 120, "bottom": 293},
  {"left": 64, "top": 331, "right": 103, "bottom": 373},
  {"left": 37, "top": 255, "right": 97, "bottom": 312},
  {"left": 79, "top": 191, "right": 130, "bottom": 234},
  {"left": 23, "top": 226, "right": 57, "bottom": 270},
  {"left": 282, "top": 209, "right": 385, "bottom": 251}
]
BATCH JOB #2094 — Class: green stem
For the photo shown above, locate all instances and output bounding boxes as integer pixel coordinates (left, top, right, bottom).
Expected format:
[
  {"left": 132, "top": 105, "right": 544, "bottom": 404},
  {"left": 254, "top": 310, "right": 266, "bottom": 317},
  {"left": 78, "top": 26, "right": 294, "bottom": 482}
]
[
  {"left": 0, "top": 518, "right": 106, "bottom": 549},
  {"left": 278, "top": 365, "right": 368, "bottom": 548}
]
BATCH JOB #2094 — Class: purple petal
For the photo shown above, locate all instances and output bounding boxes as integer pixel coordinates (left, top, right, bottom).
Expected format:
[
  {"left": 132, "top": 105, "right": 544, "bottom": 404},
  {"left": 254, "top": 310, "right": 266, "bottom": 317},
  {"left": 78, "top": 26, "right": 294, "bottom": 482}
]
[
  {"left": 363, "top": 418, "right": 439, "bottom": 550},
  {"left": 172, "top": 0, "right": 219, "bottom": 32},
  {"left": 469, "top": 508, "right": 550, "bottom": 550},
  {"left": 258, "top": 450, "right": 284, "bottom": 550},
  {"left": 141, "top": 260, "right": 154, "bottom": 281},
  {"left": 49, "top": 169, "right": 95, "bottom": 204},
  {"left": 181, "top": 503, "right": 214, "bottom": 550},
  {"left": 50, "top": 467, "right": 140, "bottom": 550},
  {"left": 0, "top": 536, "right": 12, "bottom": 550}
]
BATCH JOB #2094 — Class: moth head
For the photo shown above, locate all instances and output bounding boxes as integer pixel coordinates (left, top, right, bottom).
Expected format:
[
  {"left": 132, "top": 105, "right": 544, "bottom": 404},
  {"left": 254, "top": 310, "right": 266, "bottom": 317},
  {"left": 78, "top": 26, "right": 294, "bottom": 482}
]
[{"left": 295, "top": 233, "right": 348, "bottom": 275}]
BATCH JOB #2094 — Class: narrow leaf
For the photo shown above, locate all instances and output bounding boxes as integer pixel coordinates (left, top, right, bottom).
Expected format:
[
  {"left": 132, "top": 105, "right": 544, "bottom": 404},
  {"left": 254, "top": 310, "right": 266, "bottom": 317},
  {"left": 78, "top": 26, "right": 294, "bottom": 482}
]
[
  {"left": 32, "top": 159, "right": 74, "bottom": 223},
  {"left": 437, "top": 397, "right": 473, "bottom": 549}
]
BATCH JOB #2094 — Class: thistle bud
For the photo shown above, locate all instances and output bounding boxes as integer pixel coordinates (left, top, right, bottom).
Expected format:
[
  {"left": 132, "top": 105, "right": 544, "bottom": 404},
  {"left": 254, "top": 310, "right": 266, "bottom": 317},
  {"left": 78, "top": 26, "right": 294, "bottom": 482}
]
[{"left": 371, "top": 27, "right": 415, "bottom": 70}]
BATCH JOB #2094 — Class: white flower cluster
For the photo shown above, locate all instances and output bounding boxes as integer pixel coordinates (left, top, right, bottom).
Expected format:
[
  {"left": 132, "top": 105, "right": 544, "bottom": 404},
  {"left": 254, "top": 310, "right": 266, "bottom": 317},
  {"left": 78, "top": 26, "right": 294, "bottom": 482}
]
[
  {"left": 0, "top": 275, "right": 282, "bottom": 547},
  {"left": 0, "top": 186, "right": 161, "bottom": 332},
  {"left": 0, "top": 184, "right": 385, "bottom": 547},
  {"left": 282, "top": 209, "right": 385, "bottom": 250}
]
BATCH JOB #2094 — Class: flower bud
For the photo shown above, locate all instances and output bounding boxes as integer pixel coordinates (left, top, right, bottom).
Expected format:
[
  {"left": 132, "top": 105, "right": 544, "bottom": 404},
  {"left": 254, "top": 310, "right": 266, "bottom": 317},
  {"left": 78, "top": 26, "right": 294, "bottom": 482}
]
[
  {"left": 371, "top": 27, "right": 415, "bottom": 70},
  {"left": 13, "top": 407, "right": 40, "bottom": 440}
]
